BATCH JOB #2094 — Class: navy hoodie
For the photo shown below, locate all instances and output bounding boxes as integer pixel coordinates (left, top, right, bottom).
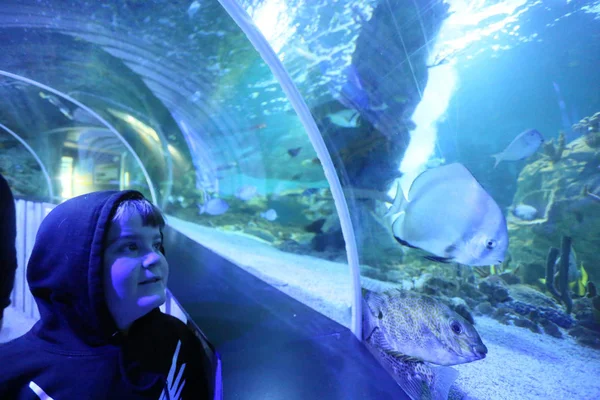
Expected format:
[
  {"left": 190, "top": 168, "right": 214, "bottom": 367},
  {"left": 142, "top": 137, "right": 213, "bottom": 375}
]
[
  {"left": 0, "top": 173, "right": 17, "bottom": 321},
  {"left": 0, "top": 191, "right": 211, "bottom": 399}
]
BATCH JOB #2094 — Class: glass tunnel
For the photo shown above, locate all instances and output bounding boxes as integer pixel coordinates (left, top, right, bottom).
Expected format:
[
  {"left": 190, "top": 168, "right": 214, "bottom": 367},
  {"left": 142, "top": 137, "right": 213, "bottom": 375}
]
[{"left": 1, "top": 0, "right": 599, "bottom": 399}]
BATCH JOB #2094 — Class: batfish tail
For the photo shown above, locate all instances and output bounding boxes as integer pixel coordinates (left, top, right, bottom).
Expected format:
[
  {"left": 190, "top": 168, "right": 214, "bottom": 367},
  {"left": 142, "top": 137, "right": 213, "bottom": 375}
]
[{"left": 492, "top": 153, "right": 502, "bottom": 168}]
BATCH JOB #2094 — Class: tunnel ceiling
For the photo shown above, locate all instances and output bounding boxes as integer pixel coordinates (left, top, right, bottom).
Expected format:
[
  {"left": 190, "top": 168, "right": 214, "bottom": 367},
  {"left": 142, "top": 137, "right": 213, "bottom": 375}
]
[{"left": 0, "top": 0, "right": 449, "bottom": 204}]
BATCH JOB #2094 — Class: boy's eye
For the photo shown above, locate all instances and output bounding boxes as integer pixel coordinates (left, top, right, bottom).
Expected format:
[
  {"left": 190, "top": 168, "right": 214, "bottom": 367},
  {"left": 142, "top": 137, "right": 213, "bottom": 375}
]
[
  {"left": 153, "top": 242, "right": 163, "bottom": 251},
  {"left": 123, "top": 243, "right": 139, "bottom": 252}
]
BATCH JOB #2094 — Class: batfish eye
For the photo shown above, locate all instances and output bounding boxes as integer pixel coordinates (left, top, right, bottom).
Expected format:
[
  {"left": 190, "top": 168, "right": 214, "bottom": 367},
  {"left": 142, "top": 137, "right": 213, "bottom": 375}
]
[
  {"left": 450, "top": 320, "right": 462, "bottom": 335},
  {"left": 486, "top": 239, "right": 497, "bottom": 249}
]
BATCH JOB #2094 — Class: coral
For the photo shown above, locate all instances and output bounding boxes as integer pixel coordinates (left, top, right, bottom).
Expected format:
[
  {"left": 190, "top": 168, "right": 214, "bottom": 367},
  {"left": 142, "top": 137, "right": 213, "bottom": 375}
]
[
  {"left": 584, "top": 130, "right": 600, "bottom": 147},
  {"left": 544, "top": 236, "right": 573, "bottom": 314},
  {"left": 505, "top": 300, "right": 574, "bottom": 329},
  {"left": 576, "top": 111, "right": 600, "bottom": 147},
  {"left": 542, "top": 131, "right": 566, "bottom": 162}
]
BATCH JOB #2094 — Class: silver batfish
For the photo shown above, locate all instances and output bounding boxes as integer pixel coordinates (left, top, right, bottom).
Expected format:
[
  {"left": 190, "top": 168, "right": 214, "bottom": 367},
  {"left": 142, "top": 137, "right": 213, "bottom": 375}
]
[
  {"left": 389, "top": 163, "right": 508, "bottom": 266},
  {"left": 492, "top": 129, "right": 544, "bottom": 168}
]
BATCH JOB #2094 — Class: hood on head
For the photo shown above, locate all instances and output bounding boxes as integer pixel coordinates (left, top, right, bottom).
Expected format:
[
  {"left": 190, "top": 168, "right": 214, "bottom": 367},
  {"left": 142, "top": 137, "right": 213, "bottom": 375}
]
[{"left": 28, "top": 190, "right": 146, "bottom": 348}]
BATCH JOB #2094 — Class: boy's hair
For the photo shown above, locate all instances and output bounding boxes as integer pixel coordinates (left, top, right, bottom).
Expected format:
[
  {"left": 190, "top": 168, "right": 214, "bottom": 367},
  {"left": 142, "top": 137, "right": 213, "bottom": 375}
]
[{"left": 112, "top": 198, "right": 166, "bottom": 228}]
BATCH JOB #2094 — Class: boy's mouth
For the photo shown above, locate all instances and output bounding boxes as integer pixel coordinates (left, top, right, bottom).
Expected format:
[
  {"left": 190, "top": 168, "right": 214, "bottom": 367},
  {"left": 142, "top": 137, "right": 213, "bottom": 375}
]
[{"left": 140, "top": 277, "right": 161, "bottom": 285}]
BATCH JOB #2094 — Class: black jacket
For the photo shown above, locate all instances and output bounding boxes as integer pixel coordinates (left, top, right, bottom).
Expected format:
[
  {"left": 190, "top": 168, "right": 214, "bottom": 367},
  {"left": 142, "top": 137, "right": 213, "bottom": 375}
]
[
  {"left": 0, "top": 173, "right": 17, "bottom": 320},
  {"left": 0, "top": 191, "right": 212, "bottom": 399}
]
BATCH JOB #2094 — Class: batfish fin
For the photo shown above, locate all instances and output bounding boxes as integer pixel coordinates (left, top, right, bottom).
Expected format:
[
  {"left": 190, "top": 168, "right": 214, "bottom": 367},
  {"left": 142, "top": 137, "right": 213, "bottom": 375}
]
[
  {"left": 423, "top": 255, "right": 454, "bottom": 263},
  {"left": 391, "top": 213, "right": 413, "bottom": 247},
  {"left": 393, "top": 235, "right": 420, "bottom": 249},
  {"left": 385, "top": 180, "right": 406, "bottom": 218},
  {"left": 492, "top": 153, "right": 502, "bottom": 168}
]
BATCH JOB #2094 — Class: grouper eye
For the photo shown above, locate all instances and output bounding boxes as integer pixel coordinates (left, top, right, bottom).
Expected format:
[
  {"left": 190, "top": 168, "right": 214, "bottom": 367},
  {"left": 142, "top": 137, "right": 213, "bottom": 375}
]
[
  {"left": 486, "top": 239, "right": 497, "bottom": 250},
  {"left": 450, "top": 320, "right": 463, "bottom": 335}
]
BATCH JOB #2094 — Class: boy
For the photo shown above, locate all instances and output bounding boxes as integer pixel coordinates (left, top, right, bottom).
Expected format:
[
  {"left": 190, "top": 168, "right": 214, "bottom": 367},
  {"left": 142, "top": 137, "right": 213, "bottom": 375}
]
[{"left": 0, "top": 190, "right": 212, "bottom": 399}]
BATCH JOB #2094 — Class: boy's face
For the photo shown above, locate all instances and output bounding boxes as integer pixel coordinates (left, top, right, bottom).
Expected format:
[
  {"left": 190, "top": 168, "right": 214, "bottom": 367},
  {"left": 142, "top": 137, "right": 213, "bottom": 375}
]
[{"left": 103, "top": 211, "right": 169, "bottom": 330}]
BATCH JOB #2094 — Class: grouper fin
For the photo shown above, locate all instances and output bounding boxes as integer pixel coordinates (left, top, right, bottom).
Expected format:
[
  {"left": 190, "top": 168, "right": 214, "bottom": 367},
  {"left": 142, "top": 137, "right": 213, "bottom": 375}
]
[
  {"left": 388, "top": 359, "right": 436, "bottom": 400},
  {"left": 429, "top": 365, "right": 459, "bottom": 400},
  {"left": 423, "top": 255, "right": 454, "bottom": 264},
  {"left": 361, "top": 297, "right": 379, "bottom": 342}
]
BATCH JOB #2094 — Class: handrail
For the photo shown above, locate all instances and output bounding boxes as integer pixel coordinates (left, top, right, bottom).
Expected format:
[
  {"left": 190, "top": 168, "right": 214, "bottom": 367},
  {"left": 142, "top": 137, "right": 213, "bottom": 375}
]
[{"left": 216, "top": 0, "right": 363, "bottom": 339}]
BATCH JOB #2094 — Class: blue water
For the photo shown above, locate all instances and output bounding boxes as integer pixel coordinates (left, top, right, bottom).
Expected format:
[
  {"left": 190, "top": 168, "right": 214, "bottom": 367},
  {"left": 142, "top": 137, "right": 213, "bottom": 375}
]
[{"left": 436, "top": 1, "right": 600, "bottom": 207}]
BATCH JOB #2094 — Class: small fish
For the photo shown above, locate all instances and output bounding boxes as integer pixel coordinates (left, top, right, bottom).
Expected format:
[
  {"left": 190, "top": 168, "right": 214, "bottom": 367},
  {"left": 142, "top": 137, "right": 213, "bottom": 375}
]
[
  {"left": 187, "top": 1, "right": 200, "bottom": 17},
  {"left": 197, "top": 198, "right": 229, "bottom": 216},
  {"left": 235, "top": 185, "right": 258, "bottom": 201},
  {"left": 39, "top": 91, "right": 63, "bottom": 107},
  {"left": 511, "top": 204, "right": 538, "bottom": 221},
  {"left": 260, "top": 209, "right": 278, "bottom": 221},
  {"left": 215, "top": 162, "right": 237, "bottom": 171},
  {"left": 363, "top": 289, "right": 487, "bottom": 400},
  {"left": 555, "top": 250, "right": 580, "bottom": 283},
  {"left": 327, "top": 109, "right": 360, "bottom": 128},
  {"left": 492, "top": 129, "right": 544, "bottom": 168},
  {"left": 288, "top": 147, "right": 302, "bottom": 157},
  {"left": 389, "top": 163, "right": 508, "bottom": 266},
  {"left": 301, "top": 158, "right": 321, "bottom": 167}
]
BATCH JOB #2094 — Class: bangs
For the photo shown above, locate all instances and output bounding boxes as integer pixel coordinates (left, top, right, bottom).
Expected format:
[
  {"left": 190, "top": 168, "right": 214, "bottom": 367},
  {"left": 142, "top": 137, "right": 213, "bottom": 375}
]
[{"left": 112, "top": 198, "right": 166, "bottom": 228}]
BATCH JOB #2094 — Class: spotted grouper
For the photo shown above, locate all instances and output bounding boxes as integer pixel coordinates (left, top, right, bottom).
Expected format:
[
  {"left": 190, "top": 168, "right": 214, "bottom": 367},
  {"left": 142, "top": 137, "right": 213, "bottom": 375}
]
[{"left": 363, "top": 288, "right": 487, "bottom": 400}]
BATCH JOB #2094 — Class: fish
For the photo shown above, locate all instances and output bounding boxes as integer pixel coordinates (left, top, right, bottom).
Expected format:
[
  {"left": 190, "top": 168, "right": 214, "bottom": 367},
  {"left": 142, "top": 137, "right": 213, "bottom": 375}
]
[
  {"left": 187, "top": 0, "right": 200, "bottom": 17},
  {"left": 389, "top": 163, "right": 508, "bottom": 266},
  {"left": 260, "top": 209, "right": 278, "bottom": 221},
  {"left": 362, "top": 289, "right": 487, "bottom": 400},
  {"left": 287, "top": 147, "right": 302, "bottom": 157},
  {"left": 197, "top": 198, "right": 229, "bottom": 216},
  {"left": 327, "top": 109, "right": 360, "bottom": 128},
  {"left": 511, "top": 204, "right": 538, "bottom": 221},
  {"left": 541, "top": 248, "right": 589, "bottom": 297},
  {"left": 555, "top": 250, "right": 580, "bottom": 283},
  {"left": 235, "top": 185, "right": 258, "bottom": 201},
  {"left": 492, "top": 129, "right": 544, "bottom": 168},
  {"left": 301, "top": 158, "right": 321, "bottom": 167}
]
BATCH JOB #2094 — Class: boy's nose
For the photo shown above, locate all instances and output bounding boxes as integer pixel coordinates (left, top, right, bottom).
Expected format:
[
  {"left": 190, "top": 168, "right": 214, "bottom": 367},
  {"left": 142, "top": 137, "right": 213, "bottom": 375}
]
[{"left": 142, "top": 251, "right": 161, "bottom": 268}]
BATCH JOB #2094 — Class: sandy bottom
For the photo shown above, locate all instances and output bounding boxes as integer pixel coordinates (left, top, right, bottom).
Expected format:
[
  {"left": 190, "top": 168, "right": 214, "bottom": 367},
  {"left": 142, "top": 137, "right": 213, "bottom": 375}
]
[
  {"left": 451, "top": 316, "right": 600, "bottom": 399},
  {"left": 3, "top": 218, "right": 599, "bottom": 399}
]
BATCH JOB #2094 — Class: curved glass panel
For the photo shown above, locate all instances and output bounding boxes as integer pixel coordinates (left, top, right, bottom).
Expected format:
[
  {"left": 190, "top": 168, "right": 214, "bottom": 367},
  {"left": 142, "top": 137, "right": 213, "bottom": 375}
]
[{"left": 237, "top": 0, "right": 600, "bottom": 398}]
